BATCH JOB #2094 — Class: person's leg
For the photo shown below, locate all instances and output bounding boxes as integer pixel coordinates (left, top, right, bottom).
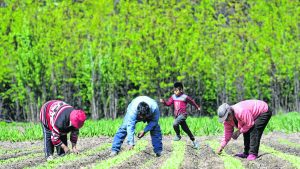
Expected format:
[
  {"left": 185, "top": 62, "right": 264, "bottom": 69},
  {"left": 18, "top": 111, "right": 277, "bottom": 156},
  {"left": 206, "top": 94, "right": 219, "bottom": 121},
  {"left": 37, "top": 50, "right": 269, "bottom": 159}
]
[
  {"left": 173, "top": 115, "right": 184, "bottom": 140},
  {"left": 150, "top": 124, "right": 163, "bottom": 157},
  {"left": 111, "top": 125, "right": 127, "bottom": 153},
  {"left": 42, "top": 124, "right": 54, "bottom": 158},
  {"left": 235, "top": 129, "right": 251, "bottom": 158},
  {"left": 57, "top": 134, "right": 68, "bottom": 156},
  {"left": 180, "top": 120, "right": 195, "bottom": 141},
  {"left": 249, "top": 110, "right": 272, "bottom": 157}
]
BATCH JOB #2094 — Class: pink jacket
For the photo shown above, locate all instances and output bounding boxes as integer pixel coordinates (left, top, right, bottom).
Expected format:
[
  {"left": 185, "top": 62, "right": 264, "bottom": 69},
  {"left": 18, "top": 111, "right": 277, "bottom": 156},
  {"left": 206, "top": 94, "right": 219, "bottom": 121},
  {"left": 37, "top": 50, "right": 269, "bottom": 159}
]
[{"left": 221, "top": 100, "right": 269, "bottom": 148}]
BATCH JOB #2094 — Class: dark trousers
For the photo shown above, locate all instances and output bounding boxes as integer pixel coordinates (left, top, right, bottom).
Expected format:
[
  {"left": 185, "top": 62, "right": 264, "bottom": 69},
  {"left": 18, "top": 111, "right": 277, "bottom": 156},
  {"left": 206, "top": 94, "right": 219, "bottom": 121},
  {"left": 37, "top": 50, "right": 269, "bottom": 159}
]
[
  {"left": 243, "top": 109, "right": 272, "bottom": 155},
  {"left": 173, "top": 114, "right": 195, "bottom": 141},
  {"left": 42, "top": 123, "right": 68, "bottom": 158}
]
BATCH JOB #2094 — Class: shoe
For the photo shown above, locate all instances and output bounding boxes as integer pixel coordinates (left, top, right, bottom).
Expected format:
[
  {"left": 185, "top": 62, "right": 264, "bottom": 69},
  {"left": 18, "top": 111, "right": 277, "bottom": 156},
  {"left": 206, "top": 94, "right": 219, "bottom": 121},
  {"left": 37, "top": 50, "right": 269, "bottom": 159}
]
[
  {"left": 46, "top": 155, "right": 54, "bottom": 161},
  {"left": 109, "top": 151, "right": 118, "bottom": 157},
  {"left": 155, "top": 152, "right": 162, "bottom": 157},
  {"left": 173, "top": 135, "right": 181, "bottom": 141},
  {"left": 192, "top": 141, "right": 199, "bottom": 149},
  {"left": 235, "top": 153, "right": 248, "bottom": 158},
  {"left": 247, "top": 154, "right": 257, "bottom": 160}
]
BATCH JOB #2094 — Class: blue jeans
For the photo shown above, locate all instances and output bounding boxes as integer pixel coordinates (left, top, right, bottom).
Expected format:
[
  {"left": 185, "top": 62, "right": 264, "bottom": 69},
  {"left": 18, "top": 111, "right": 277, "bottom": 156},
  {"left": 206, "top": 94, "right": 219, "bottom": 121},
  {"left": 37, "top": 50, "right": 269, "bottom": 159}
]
[{"left": 111, "top": 123, "right": 163, "bottom": 154}]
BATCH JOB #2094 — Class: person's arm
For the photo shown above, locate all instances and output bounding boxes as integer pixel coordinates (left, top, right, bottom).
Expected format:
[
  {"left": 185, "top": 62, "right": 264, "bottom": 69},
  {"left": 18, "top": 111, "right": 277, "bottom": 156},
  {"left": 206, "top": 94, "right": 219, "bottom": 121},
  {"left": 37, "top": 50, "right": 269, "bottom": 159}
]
[
  {"left": 70, "top": 129, "right": 79, "bottom": 154},
  {"left": 186, "top": 96, "right": 201, "bottom": 110},
  {"left": 217, "top": 122, "right": 234, "bottom": 154},
  {"left": 161, "top": 96, "right": 174, "bottom": 106},
  {"left": 126, "top": 113, "right": 137, "bottom": 146},
  {"left": 143, "top": 108, "right": 160, "bottom": 133}
]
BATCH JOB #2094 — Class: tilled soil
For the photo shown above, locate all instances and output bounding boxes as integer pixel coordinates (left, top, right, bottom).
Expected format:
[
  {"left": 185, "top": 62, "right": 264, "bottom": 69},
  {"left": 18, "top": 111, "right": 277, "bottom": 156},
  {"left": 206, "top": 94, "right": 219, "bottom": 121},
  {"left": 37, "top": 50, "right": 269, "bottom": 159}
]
[{"left": 0, "top": 132, "right": 298, "bottom": 169}]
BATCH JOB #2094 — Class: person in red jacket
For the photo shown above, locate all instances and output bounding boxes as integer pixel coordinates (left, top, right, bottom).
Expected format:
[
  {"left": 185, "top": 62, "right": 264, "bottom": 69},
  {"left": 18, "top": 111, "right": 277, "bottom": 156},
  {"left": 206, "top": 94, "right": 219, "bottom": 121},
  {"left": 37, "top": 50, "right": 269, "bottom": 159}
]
[
  {"left": 40, "top": 100, "right": 86, "bottom": 160},
  {"left": 160, "top": 82, "right": 201, "bottom": 149}
]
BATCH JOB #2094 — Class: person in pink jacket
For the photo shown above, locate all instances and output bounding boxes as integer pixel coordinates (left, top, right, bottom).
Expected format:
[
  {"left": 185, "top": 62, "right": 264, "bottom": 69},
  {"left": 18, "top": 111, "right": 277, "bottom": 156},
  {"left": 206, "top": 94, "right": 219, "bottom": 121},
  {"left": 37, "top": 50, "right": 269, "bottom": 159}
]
[{"left": 216, "top": 100, "right": 272, "bottom": 160}]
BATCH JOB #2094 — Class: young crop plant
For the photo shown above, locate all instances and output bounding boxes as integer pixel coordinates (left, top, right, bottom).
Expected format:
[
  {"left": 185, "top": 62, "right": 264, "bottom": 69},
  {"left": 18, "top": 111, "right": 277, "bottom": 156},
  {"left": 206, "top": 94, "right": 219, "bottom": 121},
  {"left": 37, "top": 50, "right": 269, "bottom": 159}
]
[
  {"left": 31, "top": 143, "right": 111, "bottom": 169},
  {"left": 161, "top": 141, "right": 186, "bottom": 169},
  {"left": 278, "top": 138, "right": 300, "bottom": 149},
  {"left": 206, "top": 140, "right": 244, "bottom": 169},
  {"left": 0, "top": 152, "right": 43, "bottom": 165},
  {"left": 260, "top": 144, "right": 300, "bottom": 169},
  {"left": 91, "top": 140, "right": 148, "bottom": 169}
]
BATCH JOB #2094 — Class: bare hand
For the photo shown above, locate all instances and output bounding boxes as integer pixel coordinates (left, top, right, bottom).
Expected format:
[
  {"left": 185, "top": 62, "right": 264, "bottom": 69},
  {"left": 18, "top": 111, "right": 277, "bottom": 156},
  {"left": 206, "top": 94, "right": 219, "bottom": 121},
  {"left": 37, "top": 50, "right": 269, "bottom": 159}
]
[
  {"left": 232, "top": 130, "right": 241, "bottom": 140},
  {"left": 137, "top": 131, "right": 145, "bottom": 139},
  {"left": 216, "top": 146, "right": 223, "bottom": 155},
  {"left": 61, "top": 144, "right": 70, "bottom": 154},
  {"left": 72, "top": 147, "right": 79, "bottom": 154},
  {"left": 127, "top": 145, "right": 134, "bottom": 150}
]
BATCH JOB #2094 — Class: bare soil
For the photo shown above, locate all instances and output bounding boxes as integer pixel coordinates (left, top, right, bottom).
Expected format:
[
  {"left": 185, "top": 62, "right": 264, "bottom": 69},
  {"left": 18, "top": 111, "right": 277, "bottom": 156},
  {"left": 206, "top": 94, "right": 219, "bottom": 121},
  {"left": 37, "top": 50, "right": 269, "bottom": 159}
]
[{"left": 0, "top": 132, "right": 298, "bottom": 169}]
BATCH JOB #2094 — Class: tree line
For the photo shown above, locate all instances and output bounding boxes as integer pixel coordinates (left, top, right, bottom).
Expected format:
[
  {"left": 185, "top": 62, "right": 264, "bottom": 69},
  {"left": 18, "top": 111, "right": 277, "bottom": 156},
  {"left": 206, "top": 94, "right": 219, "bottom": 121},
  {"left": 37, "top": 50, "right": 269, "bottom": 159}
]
[{"left": 0, "top": 0, "right": 299, "bottom": 121}]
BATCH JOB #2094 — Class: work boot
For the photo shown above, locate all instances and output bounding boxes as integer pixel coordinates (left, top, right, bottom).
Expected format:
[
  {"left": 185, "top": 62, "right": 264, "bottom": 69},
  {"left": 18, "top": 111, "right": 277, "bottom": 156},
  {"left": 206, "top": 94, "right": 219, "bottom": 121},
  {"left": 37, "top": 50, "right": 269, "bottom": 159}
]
[
  {"left": 173, "top": 135, "right": 181, "bottom": 141},
  {"left": 109, "top": 151, "right": 118, "bottom": 157},
  {"left": 192, "top": 141, "right": 199, "bottom": 149},
  {"left": 155, "top": 152, "right": 162, "bottom": 157}
]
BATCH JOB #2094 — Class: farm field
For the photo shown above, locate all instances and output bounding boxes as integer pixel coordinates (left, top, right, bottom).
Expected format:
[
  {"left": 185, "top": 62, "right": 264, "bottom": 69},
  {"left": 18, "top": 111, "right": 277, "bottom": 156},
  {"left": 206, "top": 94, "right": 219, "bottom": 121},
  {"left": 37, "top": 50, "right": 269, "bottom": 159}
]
[{"left": 0, "top": 132, "right": 299, "bottom": 169}]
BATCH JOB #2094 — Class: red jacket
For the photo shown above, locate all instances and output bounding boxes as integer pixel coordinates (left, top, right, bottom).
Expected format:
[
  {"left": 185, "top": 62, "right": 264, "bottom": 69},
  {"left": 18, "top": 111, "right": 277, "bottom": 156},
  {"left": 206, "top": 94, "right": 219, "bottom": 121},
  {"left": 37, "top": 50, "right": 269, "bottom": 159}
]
[{"left": 40, "top": 100, "right": 79, "bottom": 146}]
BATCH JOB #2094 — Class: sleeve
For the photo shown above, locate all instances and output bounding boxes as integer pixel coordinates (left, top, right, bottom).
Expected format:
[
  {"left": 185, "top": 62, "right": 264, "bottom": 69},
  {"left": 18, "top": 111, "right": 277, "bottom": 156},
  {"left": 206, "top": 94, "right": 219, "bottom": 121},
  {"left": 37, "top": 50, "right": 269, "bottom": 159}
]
[
  {"left": 238, "top": 111, "right": 255, "bottom": 133},
  {"left": 186, "top": 96, "right": 200, "bottom": 109},
  {"left": 143, "top": 108, "right": 160, "bottom": 133},
  {"left": 51, "top": 126, "right": 62, "bottom": 146},
  {"left": 70, "top": 129, "right": 79, "bottom": 144},
  {"left": 126, "top": 113, "right": 137, "bottom": 146},
  {"left": 220, "top": 122, "right": 234, "bottom": 148},
  {"left": 163, "top": 96, "right": 174, "bottom": 106}
]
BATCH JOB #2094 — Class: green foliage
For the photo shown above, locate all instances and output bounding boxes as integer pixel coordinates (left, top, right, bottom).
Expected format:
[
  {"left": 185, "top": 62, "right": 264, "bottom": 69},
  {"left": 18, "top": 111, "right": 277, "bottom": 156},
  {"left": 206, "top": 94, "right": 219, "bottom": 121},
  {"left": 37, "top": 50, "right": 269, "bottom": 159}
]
[
  {"left": 0, "top": 0, "right": 299, "bottom": 120},
  {"left": 91, "top": 140, "right": 148, "bottom": 169},
  {"left": 161, "top": 141, "right": 186, "bottom": 169},
  {"left": 207, "top": 140, "right": 244, "bottom": 169},
  {"left": 260, "top": 144, "right": 300, "bottom": 169},
  {"left": 0, "top": 112, "right": 299, "bottom": 142}
]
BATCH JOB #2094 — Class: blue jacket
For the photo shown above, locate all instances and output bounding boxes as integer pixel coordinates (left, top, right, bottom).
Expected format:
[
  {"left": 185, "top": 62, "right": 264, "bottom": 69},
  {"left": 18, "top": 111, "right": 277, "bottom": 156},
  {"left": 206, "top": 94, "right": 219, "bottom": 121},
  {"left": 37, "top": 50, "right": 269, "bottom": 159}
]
[{"left": 123, "top": 96, "right": 160, "bottom": 146}]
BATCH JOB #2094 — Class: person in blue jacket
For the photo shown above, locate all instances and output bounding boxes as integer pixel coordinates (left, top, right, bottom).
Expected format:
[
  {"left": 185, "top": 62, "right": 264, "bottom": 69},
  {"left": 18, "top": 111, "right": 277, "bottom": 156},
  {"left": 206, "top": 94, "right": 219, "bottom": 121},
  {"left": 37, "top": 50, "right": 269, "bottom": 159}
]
[{"left": 110, "top": 96, "right": 163, "bottom": 157}]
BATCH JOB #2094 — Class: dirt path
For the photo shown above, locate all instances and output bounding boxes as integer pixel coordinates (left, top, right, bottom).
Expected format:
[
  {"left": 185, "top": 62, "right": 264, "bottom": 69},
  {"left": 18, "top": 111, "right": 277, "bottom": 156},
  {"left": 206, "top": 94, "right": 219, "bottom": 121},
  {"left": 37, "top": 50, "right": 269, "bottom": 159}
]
[{"left": 0, "top": 132, "right": 298, "bottom": 169}]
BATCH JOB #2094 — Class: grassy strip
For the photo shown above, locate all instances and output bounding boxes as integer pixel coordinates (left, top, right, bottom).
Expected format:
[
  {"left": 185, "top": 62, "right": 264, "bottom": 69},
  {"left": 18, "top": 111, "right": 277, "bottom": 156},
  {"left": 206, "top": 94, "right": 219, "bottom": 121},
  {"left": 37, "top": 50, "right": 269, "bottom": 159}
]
[
  {"left": 0, "top": 152, "right": 43, "bottom": 165},
  {"left": 0, "top": 112, "right": 299, "bottom": 141},
  {"left": 160, "top": 141, "right": 186, "bottom": 169},
  {"left": 91, "top": 140, "right": 148, "bottom": 169},
  {"left": 30, "top": 143, "right": 111, "bottom": 169},
  {"left": 260, "top": 144, "right": 300, "bottom": 169},
  {"left": 278, "top": 138, "right": 300, "bottom": 149},
  {"left": 206, "top": 140, "right": 244, "bottom": 169},
  {"left": 140, "top": 159, "right": 155, "bottom": 169},
  {"left": 0, "top": 146, "right": 40, "bottom": 156}
]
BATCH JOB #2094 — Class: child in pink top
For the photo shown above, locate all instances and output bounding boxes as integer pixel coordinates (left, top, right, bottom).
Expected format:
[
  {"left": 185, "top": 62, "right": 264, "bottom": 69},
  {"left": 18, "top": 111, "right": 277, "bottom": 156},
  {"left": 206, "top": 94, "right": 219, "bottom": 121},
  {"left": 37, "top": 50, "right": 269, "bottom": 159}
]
[{"left": 216, "top": 100, "right": 272, "bottom": 160}]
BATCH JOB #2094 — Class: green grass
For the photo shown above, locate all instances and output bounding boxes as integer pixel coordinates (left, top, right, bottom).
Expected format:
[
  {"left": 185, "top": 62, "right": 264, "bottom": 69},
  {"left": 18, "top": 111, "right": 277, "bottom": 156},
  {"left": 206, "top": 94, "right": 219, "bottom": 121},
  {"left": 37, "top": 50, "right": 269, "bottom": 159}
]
[
  {"left": 0, "top": 152, "right": 43, "bottom": 165},
  {"left": 0, "top": 112, "right": 299, "bottom": 142},
  {"left": 91, "top": 140, "right": 148, "bottom": 169},
  {"left": 161, "top": 141, "right": 186, "bottom": 169},
  {"left": 277, "top": 138, "right": 300, "bottom": 149},
  {"left": 260, "top": 144, "right": 300, "bottom": 169},
  {"left": 206, "top": 140, "right": 244, "bottom": 169},
  {"left": 30, "top": 143, "right": 111, "bottom": 169}
]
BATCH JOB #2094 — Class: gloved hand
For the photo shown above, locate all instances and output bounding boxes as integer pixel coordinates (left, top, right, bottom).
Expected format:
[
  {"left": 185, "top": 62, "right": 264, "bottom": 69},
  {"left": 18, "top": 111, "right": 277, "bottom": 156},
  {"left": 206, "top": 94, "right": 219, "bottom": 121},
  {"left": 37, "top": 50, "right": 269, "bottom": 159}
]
[{"left": 137, "top": 131, "right": 145, "bottom": 139}]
